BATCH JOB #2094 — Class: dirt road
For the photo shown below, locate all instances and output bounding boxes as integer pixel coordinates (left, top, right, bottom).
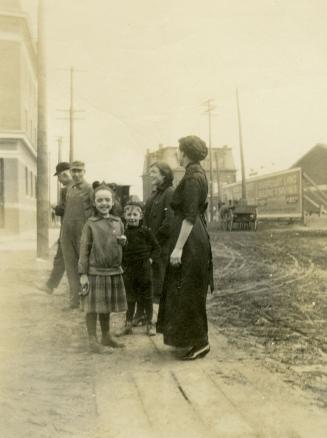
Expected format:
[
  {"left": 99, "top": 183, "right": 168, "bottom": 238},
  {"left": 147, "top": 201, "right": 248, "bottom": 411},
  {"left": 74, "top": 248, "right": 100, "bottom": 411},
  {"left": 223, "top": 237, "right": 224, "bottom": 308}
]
[
  {"left": 209, "top": 228, "right": 327, "bottom": 409},
  {"left": 0, "top": 230, "right": 326, "bottom": 437}
]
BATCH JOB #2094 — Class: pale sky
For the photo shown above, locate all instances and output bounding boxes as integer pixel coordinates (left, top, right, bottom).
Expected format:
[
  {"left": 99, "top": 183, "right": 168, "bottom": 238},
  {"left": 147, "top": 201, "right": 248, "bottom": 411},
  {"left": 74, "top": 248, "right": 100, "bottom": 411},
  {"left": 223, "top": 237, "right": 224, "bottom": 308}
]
[{"left": 21, "top": 0, "right": 327, "bottom": 199}]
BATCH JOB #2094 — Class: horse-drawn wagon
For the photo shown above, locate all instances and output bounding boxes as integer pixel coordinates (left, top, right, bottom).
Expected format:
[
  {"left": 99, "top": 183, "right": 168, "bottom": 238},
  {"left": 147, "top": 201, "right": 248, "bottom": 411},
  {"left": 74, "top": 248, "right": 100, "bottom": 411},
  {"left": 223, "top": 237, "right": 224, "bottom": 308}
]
[{"left": 219, "top": 204, "right": 257, "bottom": 231}]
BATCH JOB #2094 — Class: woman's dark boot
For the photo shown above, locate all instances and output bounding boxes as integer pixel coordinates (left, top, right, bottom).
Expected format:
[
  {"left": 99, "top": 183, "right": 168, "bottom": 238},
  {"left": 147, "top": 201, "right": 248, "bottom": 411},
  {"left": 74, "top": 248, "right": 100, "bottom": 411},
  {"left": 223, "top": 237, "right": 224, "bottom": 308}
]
[{"left": 182, "top": 344, "right": 210, "bottom": 360}]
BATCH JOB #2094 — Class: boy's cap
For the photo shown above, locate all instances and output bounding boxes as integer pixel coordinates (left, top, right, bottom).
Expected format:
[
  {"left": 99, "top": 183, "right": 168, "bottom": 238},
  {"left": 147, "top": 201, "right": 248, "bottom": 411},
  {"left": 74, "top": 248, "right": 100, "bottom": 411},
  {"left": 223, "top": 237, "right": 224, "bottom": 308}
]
[
  {"left": 54, "top": 162, "right": 70, "bottom": 176},
  {"left": 70, "top": 160, "right": 85, "bottom": 170},
  {"left": 124, "top": 200, "right": 144, "bottom": 211}
]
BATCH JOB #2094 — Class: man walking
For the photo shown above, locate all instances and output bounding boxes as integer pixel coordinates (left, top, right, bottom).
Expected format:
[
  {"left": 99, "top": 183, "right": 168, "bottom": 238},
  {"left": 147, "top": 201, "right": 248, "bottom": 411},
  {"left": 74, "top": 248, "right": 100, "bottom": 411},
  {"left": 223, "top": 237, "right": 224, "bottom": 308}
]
[
  {"left": 41, "top": 162, "right": 72, "bottom": 294},
  {"left": 60, "top": 161, "right": 93, "bottom": 309}
]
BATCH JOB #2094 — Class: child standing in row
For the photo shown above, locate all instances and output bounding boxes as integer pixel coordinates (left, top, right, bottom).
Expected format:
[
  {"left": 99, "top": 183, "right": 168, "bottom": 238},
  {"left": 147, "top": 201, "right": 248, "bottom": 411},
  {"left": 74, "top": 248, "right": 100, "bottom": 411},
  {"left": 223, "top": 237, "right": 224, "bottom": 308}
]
[
  {"left": 78, "top": 182, "right": 127, "bottom": 353},
  {"left": 121, "top": 201, "right": 160, "bottom": 336}
]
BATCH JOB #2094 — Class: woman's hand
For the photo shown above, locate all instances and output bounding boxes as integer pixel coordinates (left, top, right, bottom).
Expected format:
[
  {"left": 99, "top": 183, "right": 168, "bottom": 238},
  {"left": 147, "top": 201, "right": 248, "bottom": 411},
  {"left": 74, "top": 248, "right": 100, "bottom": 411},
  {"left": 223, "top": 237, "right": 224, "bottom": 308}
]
[
  {"left": 79, "top": 274, "right": 89, "bottom": 296},
  {"left": 170, "top": 247, "right": 183, "bottom": 267}
]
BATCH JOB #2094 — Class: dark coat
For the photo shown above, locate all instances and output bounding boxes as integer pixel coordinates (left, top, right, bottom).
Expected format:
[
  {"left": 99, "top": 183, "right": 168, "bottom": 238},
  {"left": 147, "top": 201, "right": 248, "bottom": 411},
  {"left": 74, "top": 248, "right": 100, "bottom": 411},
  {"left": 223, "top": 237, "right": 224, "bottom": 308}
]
[
  {"left": 157, "top": 162, "right": 213, "bottom": 348},
  {"left": 123, "top": 224, "right": 160, "bottom": 265},
  {"left": 144, "top": 183, "right": 174, "bottom": 255},
  {"left": 144, "top": 183, "right": 174, "bottom": 302},
  {"left": 54, "top": 186, "right": 68, "bottom": 217}
]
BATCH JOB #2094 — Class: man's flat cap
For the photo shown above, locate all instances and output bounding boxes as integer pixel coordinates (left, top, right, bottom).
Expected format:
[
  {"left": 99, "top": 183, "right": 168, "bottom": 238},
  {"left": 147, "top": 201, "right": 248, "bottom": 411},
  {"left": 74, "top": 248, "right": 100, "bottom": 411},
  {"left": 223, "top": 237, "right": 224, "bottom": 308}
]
[{"left": 54, "top": 162, "right": 70, "bottom": 176}]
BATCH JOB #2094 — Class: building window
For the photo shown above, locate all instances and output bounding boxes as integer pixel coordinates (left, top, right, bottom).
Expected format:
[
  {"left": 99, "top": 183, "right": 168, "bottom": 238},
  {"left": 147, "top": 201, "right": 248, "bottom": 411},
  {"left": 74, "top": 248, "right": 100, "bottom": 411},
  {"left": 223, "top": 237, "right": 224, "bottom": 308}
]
[
  {"left": 25, "top": 167, "right": 28, "bottom": 195},
  {"left": 30, "top": 171, "right": 33, "bottom": 197},
  {"left": 218, "top": 158, "right": 225, "bottom": 169}
]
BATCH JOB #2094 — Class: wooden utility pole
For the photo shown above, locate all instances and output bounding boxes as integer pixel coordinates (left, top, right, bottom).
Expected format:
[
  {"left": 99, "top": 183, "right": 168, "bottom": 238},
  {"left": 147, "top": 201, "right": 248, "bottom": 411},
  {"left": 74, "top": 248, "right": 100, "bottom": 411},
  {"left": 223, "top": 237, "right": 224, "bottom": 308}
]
[
  {"left": 36, "top": 0, "right": 49, "bottom": 259},
  {"left": 214, "top": 151, "right": 222, "bottom": 206},
  {"left": 236, "top": 89, "right": 247, "bottom": 203},
  {"left": 57, "top": 67, "right": 84, "bottom": 161},
  {"left": 56, "top": 136, "right": 63, "bottom": 203},
  {"left": 57, "top": 136, "right": 63, "bottom": 162},
  {"left": 202, "top": 99, "right": 216, "bottom": 222}
]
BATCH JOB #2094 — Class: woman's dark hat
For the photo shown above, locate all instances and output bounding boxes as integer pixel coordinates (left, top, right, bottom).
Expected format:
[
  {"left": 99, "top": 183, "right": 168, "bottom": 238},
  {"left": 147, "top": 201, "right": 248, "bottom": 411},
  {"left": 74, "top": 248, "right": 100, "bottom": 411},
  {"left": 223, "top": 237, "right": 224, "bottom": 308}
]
[
  {"left": 54, "top": 162, "right": 70, "bottom": 176},
  {"left": 179, "top": 135, "right": 208, "bottom": 162}
]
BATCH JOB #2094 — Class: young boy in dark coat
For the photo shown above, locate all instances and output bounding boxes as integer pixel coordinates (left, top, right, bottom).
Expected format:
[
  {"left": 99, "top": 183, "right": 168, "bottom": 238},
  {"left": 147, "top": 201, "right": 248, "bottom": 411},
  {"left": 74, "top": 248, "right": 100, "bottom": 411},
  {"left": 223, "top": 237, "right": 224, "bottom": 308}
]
[{"left": 121, "top": 201, "right": 160, "bottom": 336}]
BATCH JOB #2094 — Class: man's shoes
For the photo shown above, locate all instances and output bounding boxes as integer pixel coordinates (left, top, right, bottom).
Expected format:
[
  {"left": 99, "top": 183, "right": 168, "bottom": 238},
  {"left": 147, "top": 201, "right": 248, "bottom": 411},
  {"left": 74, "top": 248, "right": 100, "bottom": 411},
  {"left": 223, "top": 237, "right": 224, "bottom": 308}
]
[
  {"left": 102, "top": 334, "right": 125, "bottom": 348},
  {"left": 146, "top": 323, "right": 156, "bottom": 337},
  {"left": 37, "top": 284, "right": 54, "bottom": 295},
  {"left": 182, "top": 344, "right": 210, "bottom": 361},
  {"left": 88, "top": 335, "right": 105, "bottom": 354}
]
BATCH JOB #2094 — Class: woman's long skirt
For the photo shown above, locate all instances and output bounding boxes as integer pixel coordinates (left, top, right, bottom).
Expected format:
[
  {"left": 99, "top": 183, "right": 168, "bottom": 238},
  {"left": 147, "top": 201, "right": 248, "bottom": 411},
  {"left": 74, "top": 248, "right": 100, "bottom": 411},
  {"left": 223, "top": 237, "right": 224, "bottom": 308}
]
[{"left": 157, "top": 214, "right": 212, "bottom": 348}]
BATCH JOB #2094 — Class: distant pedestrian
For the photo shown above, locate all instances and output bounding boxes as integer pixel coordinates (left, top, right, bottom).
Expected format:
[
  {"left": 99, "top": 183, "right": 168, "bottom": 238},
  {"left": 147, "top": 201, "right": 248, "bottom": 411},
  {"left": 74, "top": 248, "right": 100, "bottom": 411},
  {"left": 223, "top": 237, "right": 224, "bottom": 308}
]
[
  {"left": 60, "top": 161, "right": 93, "bottom": 310},
  {"left": 78, "top": 182, "right": 127, "bottom": 353},
  {"left": 40, "top": 162, "right": 72, "bottom": 294},
  {"left": 157, "top": 135, "right": 214, "bottom": 360},
  {"left": 120, "top": 201, "right": 160, "bottom": 337}
]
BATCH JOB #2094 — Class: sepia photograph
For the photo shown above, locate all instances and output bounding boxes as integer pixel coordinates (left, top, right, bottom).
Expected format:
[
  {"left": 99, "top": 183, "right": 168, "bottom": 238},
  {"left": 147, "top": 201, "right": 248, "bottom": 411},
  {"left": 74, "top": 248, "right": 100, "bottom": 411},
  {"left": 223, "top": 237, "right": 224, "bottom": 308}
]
[{"left": 0, "top": 0, "right": 326, "bottom": 437}]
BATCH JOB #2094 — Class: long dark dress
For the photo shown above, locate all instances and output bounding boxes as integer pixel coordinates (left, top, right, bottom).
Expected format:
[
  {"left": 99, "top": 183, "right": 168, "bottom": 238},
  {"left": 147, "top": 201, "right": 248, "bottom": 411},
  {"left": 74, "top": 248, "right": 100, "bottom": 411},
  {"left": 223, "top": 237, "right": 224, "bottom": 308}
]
[{"left": 157, "top": 162, "right": 213, "bottom": 348}]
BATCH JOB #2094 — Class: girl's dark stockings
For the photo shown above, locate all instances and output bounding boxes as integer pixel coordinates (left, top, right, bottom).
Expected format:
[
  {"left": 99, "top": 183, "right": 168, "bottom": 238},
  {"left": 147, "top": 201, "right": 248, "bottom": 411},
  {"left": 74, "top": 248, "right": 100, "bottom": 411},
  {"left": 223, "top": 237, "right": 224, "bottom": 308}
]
[{"left": 86, "top": 313, "right": 110, "bottom": 337}]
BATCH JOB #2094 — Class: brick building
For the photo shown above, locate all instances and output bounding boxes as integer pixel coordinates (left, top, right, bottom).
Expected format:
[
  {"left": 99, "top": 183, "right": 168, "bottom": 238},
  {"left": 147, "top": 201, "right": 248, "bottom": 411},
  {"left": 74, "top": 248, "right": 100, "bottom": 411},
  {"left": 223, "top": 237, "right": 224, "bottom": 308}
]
[
  {"left": 142, "top": 144, "right": 237, "bottom": 208},
  {"left": 0, "top": 0, "right": 37, "bottom": 233}
]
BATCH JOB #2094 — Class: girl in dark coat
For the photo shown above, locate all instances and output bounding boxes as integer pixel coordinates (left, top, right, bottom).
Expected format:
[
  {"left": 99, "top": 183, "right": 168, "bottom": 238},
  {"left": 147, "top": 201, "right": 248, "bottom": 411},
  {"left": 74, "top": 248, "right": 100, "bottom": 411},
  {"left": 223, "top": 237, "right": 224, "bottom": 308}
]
[
  {"left": 144, "top": 162, "right": 174, "bottom": 303},
  {"left": 132, "top": 162, "right": 174, "bottom": 325},
  {"left": 157, "top": 135, "right": 214, "bottom": 360}
]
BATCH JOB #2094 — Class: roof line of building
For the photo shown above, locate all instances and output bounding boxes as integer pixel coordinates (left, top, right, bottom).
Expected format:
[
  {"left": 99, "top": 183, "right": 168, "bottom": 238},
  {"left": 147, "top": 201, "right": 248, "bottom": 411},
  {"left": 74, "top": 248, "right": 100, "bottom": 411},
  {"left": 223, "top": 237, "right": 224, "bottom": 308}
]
[
  {"left": 291, "top": 143, "right": 327, "bottom": 168},
  {"left": 222, "top": 166, "right": 302, "bottom": 189},
  {"left": 0, "top": 9, "right": 37, "bottom": 59}
]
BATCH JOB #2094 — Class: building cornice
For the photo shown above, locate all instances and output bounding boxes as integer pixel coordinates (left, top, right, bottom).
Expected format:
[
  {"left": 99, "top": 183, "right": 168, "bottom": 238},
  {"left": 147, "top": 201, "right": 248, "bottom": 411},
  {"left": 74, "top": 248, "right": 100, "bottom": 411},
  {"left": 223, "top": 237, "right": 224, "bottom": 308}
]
[
  {"left": 0, "top": 131, "right": 36, "bottom": 158},
  {"left": 0, "top": 10, "right": 37, "bottom": 65}
]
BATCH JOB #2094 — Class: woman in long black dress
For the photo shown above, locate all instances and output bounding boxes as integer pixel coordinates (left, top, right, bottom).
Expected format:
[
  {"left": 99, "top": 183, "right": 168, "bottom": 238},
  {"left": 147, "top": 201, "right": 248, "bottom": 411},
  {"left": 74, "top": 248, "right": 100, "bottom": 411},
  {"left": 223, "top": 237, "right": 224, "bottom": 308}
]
[{"left": 157, "top": 135, "right": 214, "bottom": 360}]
